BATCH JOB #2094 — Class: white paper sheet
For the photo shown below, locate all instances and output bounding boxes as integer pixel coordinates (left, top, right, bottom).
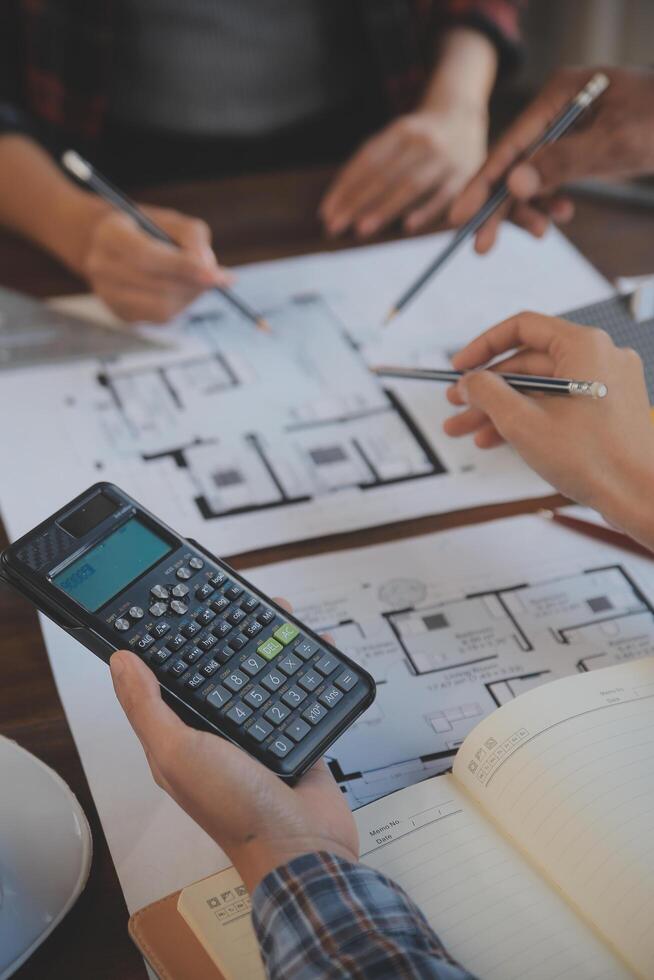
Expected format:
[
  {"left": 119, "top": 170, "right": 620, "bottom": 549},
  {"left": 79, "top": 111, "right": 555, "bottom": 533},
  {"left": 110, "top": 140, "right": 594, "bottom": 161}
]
[
  {"left": 0, "top": 226, "right": 612, "bottom": 553},
  {"left": 28, "top": 514, "right": 654, "bottom": 914},
  {"left": 356, "top": 776, "right": 631, "bottom": 980},
  {"left": 452, "top": 660, "right": 654, "bottom": 979}
]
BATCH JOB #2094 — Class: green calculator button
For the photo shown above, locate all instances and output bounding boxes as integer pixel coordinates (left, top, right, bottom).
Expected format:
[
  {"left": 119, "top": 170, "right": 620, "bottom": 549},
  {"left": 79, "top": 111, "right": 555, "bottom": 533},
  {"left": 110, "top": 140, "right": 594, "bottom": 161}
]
[
  {"left": 258, "top": 637, "right": 283, "bottom": 661},
  {"left": 274, "top": 623, "right": 300, "bottom": 646}
]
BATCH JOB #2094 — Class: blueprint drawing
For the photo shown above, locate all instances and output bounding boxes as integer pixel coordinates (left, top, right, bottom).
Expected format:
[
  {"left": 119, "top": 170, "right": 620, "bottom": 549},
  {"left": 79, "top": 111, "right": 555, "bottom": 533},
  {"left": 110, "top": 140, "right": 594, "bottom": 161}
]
[{"left": 246, "top": 516, "right": 654, "bottom": 806}]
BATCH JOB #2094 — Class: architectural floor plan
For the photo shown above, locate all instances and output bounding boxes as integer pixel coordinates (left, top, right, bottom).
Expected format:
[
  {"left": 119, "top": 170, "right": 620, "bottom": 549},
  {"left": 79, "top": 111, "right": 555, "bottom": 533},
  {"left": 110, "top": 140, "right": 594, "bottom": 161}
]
[
  {"left": 0, "top": 291, "right": 549, "bottom": 553},
  {"left": 0, "top": 224, "right": 613, "bottom": 553},
  {"left": 247, "top": 515, "right": 654, "bottom": 807},
  {"left": 101, "top": 295, "right": 445, "bottom": 518}
]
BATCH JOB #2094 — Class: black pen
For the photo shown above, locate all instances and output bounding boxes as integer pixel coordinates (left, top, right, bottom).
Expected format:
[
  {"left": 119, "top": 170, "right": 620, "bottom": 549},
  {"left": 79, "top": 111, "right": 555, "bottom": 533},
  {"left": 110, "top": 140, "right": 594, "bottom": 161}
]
[
  {"left": 62, "top": 150, "right": 271, "bottom": 332},
  {"left": 372, "top": 365, "right": 608, "bottom": 398},
  {"left": 384, "top": 72, "right": 610, "bottom": 325}
]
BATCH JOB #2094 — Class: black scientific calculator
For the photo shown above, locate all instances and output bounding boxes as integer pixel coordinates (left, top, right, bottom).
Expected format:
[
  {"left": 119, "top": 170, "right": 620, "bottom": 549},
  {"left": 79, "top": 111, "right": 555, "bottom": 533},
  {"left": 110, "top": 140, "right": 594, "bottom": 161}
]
[{"left": 0, "top": 484, "right": 375, "bottom": 780}]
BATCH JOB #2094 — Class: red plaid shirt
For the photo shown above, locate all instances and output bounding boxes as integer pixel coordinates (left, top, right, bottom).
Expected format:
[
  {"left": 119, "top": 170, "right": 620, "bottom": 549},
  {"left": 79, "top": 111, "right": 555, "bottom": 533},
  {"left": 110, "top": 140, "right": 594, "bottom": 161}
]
[{"left": 0, "top": 0, "right": 524, "bottom": 146}]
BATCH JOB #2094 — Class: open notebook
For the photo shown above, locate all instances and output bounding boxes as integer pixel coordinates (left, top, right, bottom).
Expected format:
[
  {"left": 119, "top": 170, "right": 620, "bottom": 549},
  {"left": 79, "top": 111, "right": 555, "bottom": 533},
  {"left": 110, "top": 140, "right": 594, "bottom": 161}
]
[
  {"left": 132, "top": 659, "right": 654, "bottom": 979},
  {"left": 358, "top": 657, "right": 654, "bottom": 980}
]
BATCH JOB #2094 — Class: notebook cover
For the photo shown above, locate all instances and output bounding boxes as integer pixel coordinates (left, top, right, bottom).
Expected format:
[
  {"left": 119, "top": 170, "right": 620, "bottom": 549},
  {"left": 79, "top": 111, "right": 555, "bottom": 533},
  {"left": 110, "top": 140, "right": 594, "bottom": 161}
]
[{"left": 128, "top": 890, "right": 225, "bottom": 980}]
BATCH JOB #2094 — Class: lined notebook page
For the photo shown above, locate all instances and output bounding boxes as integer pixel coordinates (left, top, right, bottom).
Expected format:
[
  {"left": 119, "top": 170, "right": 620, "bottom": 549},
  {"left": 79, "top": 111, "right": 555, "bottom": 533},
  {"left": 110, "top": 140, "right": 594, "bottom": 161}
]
[
  {"left": 177, "top": 866, "right": 265, "bottom": 980},
  {"left": 356, "top": 775, "right": 629, "bottom": 980},
  {"left": 455, "top": 659, "right": 654, "bottom": 979}
]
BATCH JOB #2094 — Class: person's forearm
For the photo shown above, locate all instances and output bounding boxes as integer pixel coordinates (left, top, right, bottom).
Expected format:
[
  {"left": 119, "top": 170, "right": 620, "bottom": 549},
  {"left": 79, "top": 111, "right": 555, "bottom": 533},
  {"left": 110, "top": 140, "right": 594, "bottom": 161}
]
[
  {"left": 0, "top": 135, "right": 108, "bottom": 275},
  {"left": 421, "top": 27, "right": 498, "bottom": 116}
]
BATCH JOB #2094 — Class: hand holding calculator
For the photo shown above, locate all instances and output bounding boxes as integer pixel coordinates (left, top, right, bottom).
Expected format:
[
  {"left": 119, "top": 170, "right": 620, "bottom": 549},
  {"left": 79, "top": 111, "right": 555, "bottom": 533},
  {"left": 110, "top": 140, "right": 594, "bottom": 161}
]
[{"left": 1, "top": 484, "right": 375, "bottom": 780}]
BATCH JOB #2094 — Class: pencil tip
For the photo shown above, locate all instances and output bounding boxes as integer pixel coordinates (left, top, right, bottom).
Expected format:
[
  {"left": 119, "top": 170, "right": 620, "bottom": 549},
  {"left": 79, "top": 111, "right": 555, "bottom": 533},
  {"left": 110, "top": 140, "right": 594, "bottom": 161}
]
[
  {"left": 257, "top": 318, "right": 273, "bottom": 333},
  {"left": 382, "top": 308, "right": 398, "bottom": 327}
]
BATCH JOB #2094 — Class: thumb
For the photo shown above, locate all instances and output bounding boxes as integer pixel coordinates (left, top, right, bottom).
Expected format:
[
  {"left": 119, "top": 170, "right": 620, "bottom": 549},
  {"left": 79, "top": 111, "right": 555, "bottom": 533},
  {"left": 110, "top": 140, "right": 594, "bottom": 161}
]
[
  {"left": 460, "top": 371, "right": 537, "bottom": 444},
  {"left": 110, "top": 649, "right": 186, "bottom": 752},
  {"left": 508, "top": 134, "right": 592, "bottom": 200}
]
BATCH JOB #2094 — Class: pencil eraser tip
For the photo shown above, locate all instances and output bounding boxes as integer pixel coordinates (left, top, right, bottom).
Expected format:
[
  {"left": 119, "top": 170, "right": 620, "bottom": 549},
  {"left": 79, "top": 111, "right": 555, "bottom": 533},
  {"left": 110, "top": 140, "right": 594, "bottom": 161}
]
[
  {"left": 61, "top": 150, "right": 92, "bottom": 182},
  {"left": 588, "top": 73, "right": 610, "bottom": 97}
]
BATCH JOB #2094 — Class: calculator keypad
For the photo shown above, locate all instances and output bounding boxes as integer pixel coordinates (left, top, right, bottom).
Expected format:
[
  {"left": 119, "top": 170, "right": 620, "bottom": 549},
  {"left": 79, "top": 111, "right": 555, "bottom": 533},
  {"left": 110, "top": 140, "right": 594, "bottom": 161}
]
[
  {"left": 278, "top": 653, "right": 302, "bottom": 676},
  {"left": 107, "top": 549, "right": 365, "bottom": 772},
  {"left": 224, "top": 669, "right": 248, "bottom": 693},
  {"left": 206, "top": 685, "right": 231, "bottom": 710},
  {"left": 319, "top": 686, "right": 343, "bottom": 709},
  {"left": 261, "top": 669, "right": 285, "bottom": 692},
  {"left": 242, "top": 654, "right": 265, "bottom": 676},
  {"left": 198, "top": 633, "right": 218, "bottom": 653},
  {"left": 151, "top": 647, "right": 172, "bottom": 665},
  {"left": 227, "top": 702, "right": 252, "bottom": 725},
  {"left": 303, "top": 702, "right": 327, "bottom": 726},
  {"left": 282, "top": 685, "right": 307, "bottom": 708},
  {"left": 299, "top": 670, "right": 321, "bottom": 692},
  {"left": 270, "top": 736, "right": 293, "bottom": 758},
  {"left": 196, "top": 607, "right": 216, "bottom": 627},
  {"left": 249, "top": 719, "right": 273, "bottom": 742},
  {"left": 184, "top": 646, "right": 203, "bottom": 665},
  {"left": 286, "top": 719, "right": 310, "bottom": 742},
  {"left": 265, "top": 701, "right": 290, "bottom": 724}
]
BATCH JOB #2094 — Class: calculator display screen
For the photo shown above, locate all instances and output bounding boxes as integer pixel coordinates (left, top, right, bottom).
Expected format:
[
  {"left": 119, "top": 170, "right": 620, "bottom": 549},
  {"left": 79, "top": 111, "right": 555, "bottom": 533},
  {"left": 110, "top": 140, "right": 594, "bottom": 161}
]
[{"left": 53, "top": 518, "right": 172, "bottom": 612}]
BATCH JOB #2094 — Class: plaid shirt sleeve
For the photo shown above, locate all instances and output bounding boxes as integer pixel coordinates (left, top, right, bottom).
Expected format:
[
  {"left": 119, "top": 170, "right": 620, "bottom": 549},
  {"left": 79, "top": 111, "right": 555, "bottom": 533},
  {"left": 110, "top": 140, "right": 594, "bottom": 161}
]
[{"left": 251, "top": 852, "right": 478, "bottom": 979}]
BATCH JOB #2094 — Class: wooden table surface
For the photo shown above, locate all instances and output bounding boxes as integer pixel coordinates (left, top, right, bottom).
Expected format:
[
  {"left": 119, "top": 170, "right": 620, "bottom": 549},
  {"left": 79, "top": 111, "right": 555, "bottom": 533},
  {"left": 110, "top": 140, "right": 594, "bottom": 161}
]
[{"left": 2, "top": 166, "right": 654, "bottom": 979}]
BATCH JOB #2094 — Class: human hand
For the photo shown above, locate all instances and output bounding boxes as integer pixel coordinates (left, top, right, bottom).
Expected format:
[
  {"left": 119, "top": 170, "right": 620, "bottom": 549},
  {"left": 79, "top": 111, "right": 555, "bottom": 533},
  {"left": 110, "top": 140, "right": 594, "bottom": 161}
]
[
  {"left": 109, "top": 603, "right": 357, "bottom": 894},
  {"left": 443, "top": 312, "right": 654, "bottom": 540},
  {"left": 450, "top": 67, "right": 654, "bottom": 253},
  {"left": 82, "top": 205, "right": 234, "bottom": 323},
  {"left": 320, "top": 104, "right": 487, "bottom": 239}
]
